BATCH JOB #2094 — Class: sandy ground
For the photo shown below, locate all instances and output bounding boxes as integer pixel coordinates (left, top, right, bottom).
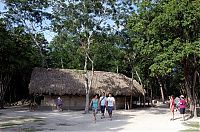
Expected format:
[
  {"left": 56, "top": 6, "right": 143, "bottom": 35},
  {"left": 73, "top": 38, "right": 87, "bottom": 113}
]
[{"left": 0, "top": 104, "right": 199, "bottom": 132}]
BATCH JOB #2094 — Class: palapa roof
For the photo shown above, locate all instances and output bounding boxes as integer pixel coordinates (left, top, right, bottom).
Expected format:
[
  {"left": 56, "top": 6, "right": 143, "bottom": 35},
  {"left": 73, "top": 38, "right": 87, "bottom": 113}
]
[{"left": 28, "top": 67, "right": 144, "bottom": 96}]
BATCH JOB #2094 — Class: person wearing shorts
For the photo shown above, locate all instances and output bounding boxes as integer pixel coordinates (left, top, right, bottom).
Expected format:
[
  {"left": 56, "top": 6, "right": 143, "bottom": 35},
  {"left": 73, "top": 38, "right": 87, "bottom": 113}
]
[
  {"left": 99, "top": 92, "right": 107, "bottom": 119},
  {"left": 90, "top": 94, "right": 99, "bottom": 123},
  {"left": 179, "top": 95, "right": 186, "bottom": 121},
  {"left": 106, "top": 93, "right": 115, "bottom": 120}
]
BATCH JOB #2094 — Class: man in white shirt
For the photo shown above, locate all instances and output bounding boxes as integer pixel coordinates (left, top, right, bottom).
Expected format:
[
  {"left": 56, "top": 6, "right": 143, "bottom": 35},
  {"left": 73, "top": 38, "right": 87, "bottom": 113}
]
[
  {"left": 106, "top": 93, "right": 115, "bottom": 120},
  {"left": 99, "top": 92, "right": 107, "bottom": 119}
]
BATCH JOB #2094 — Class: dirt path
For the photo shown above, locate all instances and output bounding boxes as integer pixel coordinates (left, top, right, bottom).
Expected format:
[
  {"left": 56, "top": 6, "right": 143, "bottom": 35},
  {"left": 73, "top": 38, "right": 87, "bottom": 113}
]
[{"left": 0, "top": 105, "right": 199, "bottom": 132}]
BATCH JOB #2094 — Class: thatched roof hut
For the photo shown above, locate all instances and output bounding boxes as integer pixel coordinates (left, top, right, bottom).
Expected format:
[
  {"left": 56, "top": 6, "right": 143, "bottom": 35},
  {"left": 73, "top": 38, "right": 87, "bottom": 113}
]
[{"left": 29, "top": 67, "right": 144, "bottom": 96}]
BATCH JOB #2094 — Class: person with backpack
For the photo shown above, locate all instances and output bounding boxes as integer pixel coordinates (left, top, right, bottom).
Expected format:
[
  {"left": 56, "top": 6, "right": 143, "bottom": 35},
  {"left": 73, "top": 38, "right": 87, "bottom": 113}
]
[
  {"left": 90, "top": 94, "right": 99, "bottom": 123},
  {"left": 174, "top": 96, "right": 180, "bottom": 111},
  {"left": 99, "top": 92, "right": 107, "bottom": 119}
]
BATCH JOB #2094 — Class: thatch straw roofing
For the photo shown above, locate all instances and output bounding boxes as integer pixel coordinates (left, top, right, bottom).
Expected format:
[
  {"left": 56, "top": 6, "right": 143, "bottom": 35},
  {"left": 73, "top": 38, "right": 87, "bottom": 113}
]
[{"left": 29, "top": 67, "right": 144, "bottom": 96}]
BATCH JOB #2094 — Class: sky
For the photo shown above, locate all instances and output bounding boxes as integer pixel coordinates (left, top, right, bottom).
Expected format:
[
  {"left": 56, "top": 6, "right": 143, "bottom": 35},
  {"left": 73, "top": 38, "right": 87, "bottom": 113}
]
[
  {"left": 0, "top": 1, "right": 5, "bottom": 11},
  {"left": 0, "top": 1, "right": 135, "bottom": 43},
  {"left": 0, "top": 1, "right": 55, "bottom": 42}
]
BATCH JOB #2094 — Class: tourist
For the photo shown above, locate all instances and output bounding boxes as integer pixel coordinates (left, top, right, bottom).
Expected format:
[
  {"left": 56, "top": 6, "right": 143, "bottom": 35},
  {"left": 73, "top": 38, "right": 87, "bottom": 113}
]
[
  {"left": 174, "top": 96, "right": 180, "bottom": 111},
  {"left": 106, "top": 93, "right": 115, "bottom": 120},
  {"left": 90, "top": 94, "right": 99, "bottom": 123},
  {"left": 56, "top": 97, "right": 63, "bottom": 111},
  {"left": 169, "top": 95, "right": 175, "bottom": 120},
  {"left": 99, "top": 92, "right": 107, "bottom": 119},
  {"left": 179, "top": 95, "right": 186, "bottom": 121}
]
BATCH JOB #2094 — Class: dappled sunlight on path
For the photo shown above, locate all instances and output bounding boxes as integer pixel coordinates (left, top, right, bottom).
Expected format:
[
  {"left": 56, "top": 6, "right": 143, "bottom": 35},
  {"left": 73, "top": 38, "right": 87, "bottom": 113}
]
[{"left": 0, "top": 105, "right": 195, "bottom": 131}]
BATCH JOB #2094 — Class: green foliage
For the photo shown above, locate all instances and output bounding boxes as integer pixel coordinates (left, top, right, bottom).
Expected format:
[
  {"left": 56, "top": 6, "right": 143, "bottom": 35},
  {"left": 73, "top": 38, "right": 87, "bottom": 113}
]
[
  {"left": 0, "top": 20, "right": 39, "bottom": 73},
  {"left": 48, "top": 34, "right": 84, "bottom": 69},
  {"left": 128, "top": 0, "right": 200, "bottom": 76},
  {"left": 49, "top": 0, "right": 134, "bottom": 72}
]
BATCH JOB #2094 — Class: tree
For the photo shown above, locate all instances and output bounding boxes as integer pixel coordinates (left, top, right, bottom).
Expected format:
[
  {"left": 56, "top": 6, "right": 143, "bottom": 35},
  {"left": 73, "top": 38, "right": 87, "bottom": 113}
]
[
  {"left": 51, "top": 0, "right": 134, "bottom": 113},
  {"left": 2, "top": 0, "right": 51, "bottom": 67},
  {"left": 48, "top": 34, "right": 84, "bottom": 69},
  {"left": 127, "top": 0, "right": 200, "bottom": 112},
  {"left": 0, "top": 19, "right": 40, "bottom": 108}
]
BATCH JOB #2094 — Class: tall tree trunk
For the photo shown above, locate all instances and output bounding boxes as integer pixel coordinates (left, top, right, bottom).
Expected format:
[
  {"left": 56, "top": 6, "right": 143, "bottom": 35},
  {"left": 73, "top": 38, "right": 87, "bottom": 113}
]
[
  {"left": 194, "top": 71, "right": 200, "bottom": 118},
  {"left": 150, "top": 86, "right": 153, "bottom": 106},
  {"left": 84, "top": 34, "right": 93, "bottom": 114},
  {"left": 192, "top": 55, "right": 198, "bottom": 118},
  {"left": 135, "top": 70, "right": 145, "bottom": 107},
  {"left": 84, "top": 55, "right": 89, "bottom": 113},
  {"left": 192, "top": 70, "right": 197, "bottom": 117},
  {"left": 130, "top": 72, "right": 134, "bottom": 109},
  {"left": 183, "top": 58, "right": 193, "bottom": 116},
  {"left": 157, "top": 77, "right": 165, "bottom": 103},
  {"left": 61, "top": 57, "right": 64, "bottom": 69}
]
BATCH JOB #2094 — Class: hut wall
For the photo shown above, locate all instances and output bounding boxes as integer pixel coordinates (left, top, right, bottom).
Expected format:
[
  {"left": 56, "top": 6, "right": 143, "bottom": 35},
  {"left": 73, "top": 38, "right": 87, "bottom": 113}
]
[
  {"left": 115, "top": 96, "right": 126, "bottom": 109},
  {"left": 41, "top": 95, "right": 132, "bottom": 110},
  {"left": 42, "top": 95, "right": 85, "bottom": 110}
]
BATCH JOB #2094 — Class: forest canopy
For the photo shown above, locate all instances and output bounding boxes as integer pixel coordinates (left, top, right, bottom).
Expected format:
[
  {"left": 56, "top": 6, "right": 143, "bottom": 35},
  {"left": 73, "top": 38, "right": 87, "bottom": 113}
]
[{"left": 0, "top": 0, "right": 199, "bottom": 115}]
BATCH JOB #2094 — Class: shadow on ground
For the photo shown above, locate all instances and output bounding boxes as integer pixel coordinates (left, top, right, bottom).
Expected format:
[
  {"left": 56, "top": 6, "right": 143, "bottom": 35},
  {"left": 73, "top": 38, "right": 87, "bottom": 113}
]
[{"left": 0, "top": 107, "right": 136, "bottom": 131}]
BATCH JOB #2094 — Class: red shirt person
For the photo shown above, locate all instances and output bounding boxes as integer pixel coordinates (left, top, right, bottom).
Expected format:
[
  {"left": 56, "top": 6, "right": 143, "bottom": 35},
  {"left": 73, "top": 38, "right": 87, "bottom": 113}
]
[
  {"left": 169, "top": 95, "right": 175, "bottom": 120},
  {"left": 179, "top": 95, "right": 186, "bottom": 121}
]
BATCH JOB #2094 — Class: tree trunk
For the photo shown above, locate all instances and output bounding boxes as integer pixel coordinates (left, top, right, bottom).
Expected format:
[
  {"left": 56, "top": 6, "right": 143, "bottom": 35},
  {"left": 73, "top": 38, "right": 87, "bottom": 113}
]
[
  {"left": 130, "top": 72, "right": 134, "bottom": 109},
  {"left": 130, "top": 95, "right": 132, "bottom": 109},
  {"left": 135, "top": 70, "right": 145, "bottom": 107},
  {"left": 84, "top": 55, "right": 89, "bottom": 113},
  {"left": 157, "top": 77, "right": 165, "bottom": 103},
  {"left": 84, "top": 90, "right": 90, "bottom": 113},
  {"left": 125, "top": 96, "right": 127, "bottom": 110},
  {"left": 192, "top": 56, "right": 198, "bottom": 118},
  {"left": 183, "top": 58, "right": 193, "bottom": 116},
  {"left": 150, "top": 86, "right": 153, "bottom": 106},
  {"left": 84, "top": 34, "right": 93, "bottom": 114},
  {"left": 194, "top": 71, "right": 200, "bottom": 118},
  {"left": 61, "top": 57, "right": 64, "bottom": 69}
]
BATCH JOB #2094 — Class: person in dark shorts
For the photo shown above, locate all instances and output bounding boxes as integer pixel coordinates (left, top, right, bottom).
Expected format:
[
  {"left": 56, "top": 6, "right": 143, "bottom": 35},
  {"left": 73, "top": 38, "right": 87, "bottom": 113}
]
[
  {"left": 99, "top": 92, "right": 107, "bottom": 119},
  {"left": 179, "top": 95, "right": 186, "bottom": 121},
  {"left": 106, "top": 93, "right": 115, "bottom": 120}
]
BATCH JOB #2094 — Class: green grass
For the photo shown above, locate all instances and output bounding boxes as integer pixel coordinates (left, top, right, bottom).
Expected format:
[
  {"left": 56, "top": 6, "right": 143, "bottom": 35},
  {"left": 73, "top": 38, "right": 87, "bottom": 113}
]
[
  {"left": 1, "top": 123, "right": 20, "bottom": 127},
  {"left": 21, "top": 126, "right": 45, "bottom": 131},
  {"left": 57, "top": 123, "right": 75, "bottom": 126},
  {"left": 183, "top": 122, "right": 199, "bottom": 128},
  {"left": 0, "top": 116, "right": 45, "bottom": 129},
  {"left": 180, "top": 122, "right": 200, "bottom": 132}
]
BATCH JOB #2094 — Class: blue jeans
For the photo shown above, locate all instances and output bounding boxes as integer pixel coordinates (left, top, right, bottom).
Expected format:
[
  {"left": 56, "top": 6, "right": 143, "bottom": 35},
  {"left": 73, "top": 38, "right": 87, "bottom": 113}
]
[{"left": 107, "top": 106, "right": 113, "bottom": 114}]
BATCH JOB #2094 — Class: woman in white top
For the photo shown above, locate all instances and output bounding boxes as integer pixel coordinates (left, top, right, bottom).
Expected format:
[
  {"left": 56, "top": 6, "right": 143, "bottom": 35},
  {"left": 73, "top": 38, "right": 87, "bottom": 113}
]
[{"left": 106, "top": 93, "right": 115, "bottom": 120}]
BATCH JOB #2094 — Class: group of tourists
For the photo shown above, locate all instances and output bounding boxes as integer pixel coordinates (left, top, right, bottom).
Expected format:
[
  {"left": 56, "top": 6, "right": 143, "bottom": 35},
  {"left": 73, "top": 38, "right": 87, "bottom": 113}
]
[
  {"left": 169, "top": 95, "right": 187, "bottom": 121},
  {"left": 90, "top": 92, "right": 115, "bottom": 123}
]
